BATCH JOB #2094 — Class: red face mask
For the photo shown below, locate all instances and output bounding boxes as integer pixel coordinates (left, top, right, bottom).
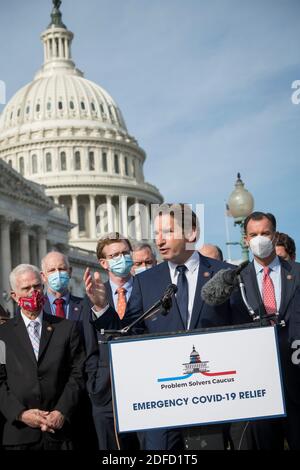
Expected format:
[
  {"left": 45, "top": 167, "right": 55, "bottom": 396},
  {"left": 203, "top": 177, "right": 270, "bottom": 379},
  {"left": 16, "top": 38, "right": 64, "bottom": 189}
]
[{"left": 18, "top": 290, "right": 45, "bottom": 313}]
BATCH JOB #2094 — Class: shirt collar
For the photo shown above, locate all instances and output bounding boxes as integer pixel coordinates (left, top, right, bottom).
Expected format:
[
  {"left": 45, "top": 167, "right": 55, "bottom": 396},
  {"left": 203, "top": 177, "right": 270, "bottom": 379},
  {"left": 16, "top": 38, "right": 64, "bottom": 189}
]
[
  {"left": 110, "top": 277, "right": 134, "bottom": 295},
  {"left": 168, "top": 250, "right": 200, "bottom": 276},
  {"left": 21, "top": 310, "right": 43, "bottom": 329},
  {"left": 47, "top": 291, "right": 70, "bottom": 305},
  {"left": 254, "top": 255, "right": 281, "bottom": 275}
]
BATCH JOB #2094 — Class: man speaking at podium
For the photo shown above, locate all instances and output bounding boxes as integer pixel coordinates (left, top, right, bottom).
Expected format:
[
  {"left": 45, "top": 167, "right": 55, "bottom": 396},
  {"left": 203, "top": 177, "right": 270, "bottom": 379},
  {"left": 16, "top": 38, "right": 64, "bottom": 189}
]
[{"left": 84, "top": 203, "right": 238, "bottom": 450}]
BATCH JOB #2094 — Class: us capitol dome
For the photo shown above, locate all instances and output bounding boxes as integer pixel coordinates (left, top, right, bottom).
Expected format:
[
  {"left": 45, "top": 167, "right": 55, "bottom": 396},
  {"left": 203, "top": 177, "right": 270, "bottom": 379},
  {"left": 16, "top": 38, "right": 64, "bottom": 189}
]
[{"left": 0, "top": 0, "right": 163, "bottom": 252}]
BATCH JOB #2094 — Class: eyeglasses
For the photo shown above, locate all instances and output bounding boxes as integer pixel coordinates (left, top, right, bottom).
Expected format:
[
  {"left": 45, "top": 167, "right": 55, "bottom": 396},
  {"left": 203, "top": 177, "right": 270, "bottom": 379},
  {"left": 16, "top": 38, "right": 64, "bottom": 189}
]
[{"left": 105, "top": 250, "right": 131, "bottom": 261}]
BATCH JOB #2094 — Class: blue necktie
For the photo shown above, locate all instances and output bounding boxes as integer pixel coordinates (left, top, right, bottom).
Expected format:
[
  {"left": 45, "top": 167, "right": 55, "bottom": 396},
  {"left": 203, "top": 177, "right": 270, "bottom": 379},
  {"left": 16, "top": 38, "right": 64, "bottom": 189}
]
[{"left": 176, "top": 265, "right": 189, "bottom": 329}]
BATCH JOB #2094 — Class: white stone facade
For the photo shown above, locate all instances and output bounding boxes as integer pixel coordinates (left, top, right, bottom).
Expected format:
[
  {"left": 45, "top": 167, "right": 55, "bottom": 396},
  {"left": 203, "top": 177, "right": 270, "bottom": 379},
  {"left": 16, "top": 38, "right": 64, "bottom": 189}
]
[{"left": 0, "top": 4, "right": 163, "bottom": 253}]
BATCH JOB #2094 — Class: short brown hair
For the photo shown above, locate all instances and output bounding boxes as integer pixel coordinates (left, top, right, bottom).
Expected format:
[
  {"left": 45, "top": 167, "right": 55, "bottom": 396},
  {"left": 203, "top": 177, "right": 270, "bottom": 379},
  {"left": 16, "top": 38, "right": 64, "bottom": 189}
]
[
  {"left": 96, "top": 232, "right": 132, "bottom": 260},
  {"left": 244, "top": 211, "right": 277, "bottom": 234},
  {"left": 154, "top": 203, "right": 200, "bottom": 242}
]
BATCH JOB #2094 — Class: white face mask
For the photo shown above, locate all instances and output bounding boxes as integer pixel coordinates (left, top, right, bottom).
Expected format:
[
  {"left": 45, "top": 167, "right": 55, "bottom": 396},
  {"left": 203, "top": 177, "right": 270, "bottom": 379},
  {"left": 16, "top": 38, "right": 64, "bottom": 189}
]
[{"left": 249, "top": 235, "right": 274, "bottom": 259}]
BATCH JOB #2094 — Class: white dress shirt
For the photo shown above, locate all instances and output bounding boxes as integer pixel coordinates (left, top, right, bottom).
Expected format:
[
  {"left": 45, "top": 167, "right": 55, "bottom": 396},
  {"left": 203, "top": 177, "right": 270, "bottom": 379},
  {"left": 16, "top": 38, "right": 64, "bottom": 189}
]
[{"left": 254, "top": 256, "right": 282, "bottom": 312}]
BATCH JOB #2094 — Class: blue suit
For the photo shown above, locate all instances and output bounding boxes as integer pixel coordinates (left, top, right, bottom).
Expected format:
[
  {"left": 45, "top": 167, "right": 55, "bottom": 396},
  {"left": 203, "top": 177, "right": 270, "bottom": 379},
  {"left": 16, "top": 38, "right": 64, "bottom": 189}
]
[
  {"left": 84, "top": 282, "right": 140, "bottom": 450},
  {"left": 93, "top": 253, "right": 240, "bottom": 450},
  {"left": 44, "top": 293, "right": 98, "bottom": 450}
]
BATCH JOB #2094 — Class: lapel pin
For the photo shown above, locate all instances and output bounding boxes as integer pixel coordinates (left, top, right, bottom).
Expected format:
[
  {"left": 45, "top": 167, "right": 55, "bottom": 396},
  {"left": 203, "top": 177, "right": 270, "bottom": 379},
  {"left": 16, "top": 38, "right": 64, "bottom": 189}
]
[
  {"left": 47, "top": 326, "right": 53, "bottom": 332},
  {"left": 203, "top": 272, "right": 211, "bottom": 278},
  {"left": 287, "top": 274, "right": 293, "bottom": 280},
  {"left": 74, "top": 307, "right": 79, "bottom": 311}
]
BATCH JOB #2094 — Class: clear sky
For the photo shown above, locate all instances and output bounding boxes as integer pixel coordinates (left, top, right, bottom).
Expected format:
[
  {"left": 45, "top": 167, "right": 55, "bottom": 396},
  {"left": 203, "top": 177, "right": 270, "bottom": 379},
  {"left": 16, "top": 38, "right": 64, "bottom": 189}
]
[{"left": 0, "top": 0, "right": 300, "bottom": 260}]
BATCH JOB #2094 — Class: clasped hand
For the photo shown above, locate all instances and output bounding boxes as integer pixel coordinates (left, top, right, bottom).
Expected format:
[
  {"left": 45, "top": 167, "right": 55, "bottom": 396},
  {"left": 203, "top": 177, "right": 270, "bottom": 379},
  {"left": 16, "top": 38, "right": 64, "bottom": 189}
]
[{"left": 20, "top": 409, "right": 65, "bottom": 433}]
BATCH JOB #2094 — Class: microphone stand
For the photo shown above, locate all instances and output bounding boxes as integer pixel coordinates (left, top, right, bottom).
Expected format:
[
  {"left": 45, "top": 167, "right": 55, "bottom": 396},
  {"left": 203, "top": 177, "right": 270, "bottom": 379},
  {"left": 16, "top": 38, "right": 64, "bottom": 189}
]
[
  {"left": 100, "top": 294, "right": 174, "bottom": 338},
  {"left": 237, "top": 274, "right": 285, "bottom": 328}
]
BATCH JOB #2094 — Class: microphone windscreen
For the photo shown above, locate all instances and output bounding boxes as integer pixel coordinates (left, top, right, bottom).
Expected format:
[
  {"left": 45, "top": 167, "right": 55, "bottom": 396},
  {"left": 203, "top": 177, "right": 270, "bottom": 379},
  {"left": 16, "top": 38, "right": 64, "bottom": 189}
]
[{"left": 201, "top": 269, "right": 235, "bottom": 306}]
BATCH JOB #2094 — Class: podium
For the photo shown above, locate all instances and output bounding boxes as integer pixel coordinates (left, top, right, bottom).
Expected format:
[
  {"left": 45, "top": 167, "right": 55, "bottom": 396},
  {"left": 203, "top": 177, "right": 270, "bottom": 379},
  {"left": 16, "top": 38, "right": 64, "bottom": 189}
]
[{"left": 108, "top": 324, "right": 286, "bottom": 434}]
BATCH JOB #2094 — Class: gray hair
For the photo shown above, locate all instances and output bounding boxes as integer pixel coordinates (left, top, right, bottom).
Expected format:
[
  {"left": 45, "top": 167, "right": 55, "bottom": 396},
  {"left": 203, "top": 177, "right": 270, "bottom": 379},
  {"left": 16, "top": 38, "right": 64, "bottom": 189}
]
[
  {"left": 9, "top": 264, "right": 42, "bottom": 291},
  {"left": 132, "top": 242, "right": 157, "bottom": 259},
  {"left": 41, "top": 251, "right": 70, "bottom": 272}
]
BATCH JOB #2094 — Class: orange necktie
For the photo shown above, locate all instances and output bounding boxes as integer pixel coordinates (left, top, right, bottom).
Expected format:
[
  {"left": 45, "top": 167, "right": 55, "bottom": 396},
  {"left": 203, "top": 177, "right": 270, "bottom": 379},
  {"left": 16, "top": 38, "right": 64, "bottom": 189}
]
[{"left": 116, "top": 287, "right": 127, "bottom": 319}]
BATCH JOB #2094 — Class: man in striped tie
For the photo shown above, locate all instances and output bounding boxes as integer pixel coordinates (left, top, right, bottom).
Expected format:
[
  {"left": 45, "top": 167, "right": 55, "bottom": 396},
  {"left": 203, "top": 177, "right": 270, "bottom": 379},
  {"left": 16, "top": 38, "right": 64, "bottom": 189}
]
[{"left": 0, "top": 264, "right": 85, "bottom": 450}]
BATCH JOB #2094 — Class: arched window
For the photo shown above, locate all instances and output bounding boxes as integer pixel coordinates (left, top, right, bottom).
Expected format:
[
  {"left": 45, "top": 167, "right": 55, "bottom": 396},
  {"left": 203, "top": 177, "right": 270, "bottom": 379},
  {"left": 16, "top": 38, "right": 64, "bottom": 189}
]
[
  {"left": 132, "top": 160, "right": 136, "bottom": 178},
  {"left": 46, "top": 152, "right": 52, "bottom": 172},
  {"left": 75, "top": 151, "right": 81, "bottom": 170},
  {"left": 32, "top": 154, "right": 38, "bottom": 174},
  {"left": 78, "top": 206, "right": 86, "bottom": 232},
  {"left": 60, "top": 152, "right": 67, "bottom": 171},
  {"left": 124, "top": 156, "right": 129, "bottom": 176},
  {"left": 19, "top": 157, "right": 25, "bottom": 175},
  {"left": 102, "top": 152, "right": 108, "bottom": 172},
  {"left": 89, "top": 151, "right": 95, "bottom": 171},
  {"left": 114, "top": 154, "right": 119, "bottom": 174}
]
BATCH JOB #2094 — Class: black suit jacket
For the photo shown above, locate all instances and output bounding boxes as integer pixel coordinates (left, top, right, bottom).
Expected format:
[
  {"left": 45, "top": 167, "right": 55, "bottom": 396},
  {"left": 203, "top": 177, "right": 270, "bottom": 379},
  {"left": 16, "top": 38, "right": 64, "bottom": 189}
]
[{"left": 0, "top": 312, "right": 85, "bottom": 446}]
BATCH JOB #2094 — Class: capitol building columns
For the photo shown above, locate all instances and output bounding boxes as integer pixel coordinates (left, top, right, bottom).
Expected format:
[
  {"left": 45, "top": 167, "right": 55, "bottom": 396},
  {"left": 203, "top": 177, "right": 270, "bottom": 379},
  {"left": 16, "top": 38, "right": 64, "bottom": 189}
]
[{"left": 0, "top": 217, "right": 13, "bottom": 306}]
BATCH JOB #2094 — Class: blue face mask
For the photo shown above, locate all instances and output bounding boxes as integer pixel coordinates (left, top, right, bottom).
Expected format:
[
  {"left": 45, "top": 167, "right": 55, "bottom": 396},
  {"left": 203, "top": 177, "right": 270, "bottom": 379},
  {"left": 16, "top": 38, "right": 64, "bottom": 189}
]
[
  {"left": 48, "top": 271, "right": 70, "bottom": 293},
  {"left": 134, "top": 266, "right": 149, "bottom": 275},
  {"left": 108, "top": 254, "right": 133, "bottom": 277}
]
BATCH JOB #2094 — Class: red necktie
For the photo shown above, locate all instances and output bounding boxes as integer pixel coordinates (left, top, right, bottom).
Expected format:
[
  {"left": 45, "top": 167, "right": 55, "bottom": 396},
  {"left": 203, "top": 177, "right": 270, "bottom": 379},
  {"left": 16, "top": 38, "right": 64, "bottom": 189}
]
[
  {"left": 54, "top": 298, "right": 65, "bottom": 318},
  {"left": 262, "top": 267, "right": 277, "bottom": 316},
  {"left": 116, "top": 288, "right": 127, "bottom": 319}
]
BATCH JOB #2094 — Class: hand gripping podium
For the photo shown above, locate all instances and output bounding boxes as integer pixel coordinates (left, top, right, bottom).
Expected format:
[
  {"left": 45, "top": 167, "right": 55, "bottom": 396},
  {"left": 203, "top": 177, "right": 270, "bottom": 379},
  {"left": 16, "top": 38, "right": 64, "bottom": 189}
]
[{"left": 107, "top": 322, "right": 285, "bottom": 435}]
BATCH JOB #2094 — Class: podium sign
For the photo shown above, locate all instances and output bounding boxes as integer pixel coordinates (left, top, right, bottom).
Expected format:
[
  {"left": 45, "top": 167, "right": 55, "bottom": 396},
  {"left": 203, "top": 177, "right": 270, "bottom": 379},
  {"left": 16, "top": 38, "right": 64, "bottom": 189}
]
[{"left": 109, "top": 326, "right": 286, "bottom": 433}]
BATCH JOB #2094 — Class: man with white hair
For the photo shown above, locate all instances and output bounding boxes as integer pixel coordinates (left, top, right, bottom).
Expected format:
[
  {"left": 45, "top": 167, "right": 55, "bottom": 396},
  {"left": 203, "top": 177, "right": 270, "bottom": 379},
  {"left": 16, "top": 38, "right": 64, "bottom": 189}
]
[
  {"left": 41, "top": 251, "right": 98, "bottom": 449},
  {"left": 131, "top": 242, "right": 157, "bottom": 275},
  {"left": 0, "top": 264, "right": 85, "bottom": 450},
  {"left": 41, "top": 251, "right": 84, "bottom": 324}
]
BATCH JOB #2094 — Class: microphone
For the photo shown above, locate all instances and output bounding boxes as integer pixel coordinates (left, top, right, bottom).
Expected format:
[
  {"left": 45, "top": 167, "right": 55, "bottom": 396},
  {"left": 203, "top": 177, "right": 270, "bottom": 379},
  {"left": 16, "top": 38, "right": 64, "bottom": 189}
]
[
  {"left": 201, "top": 261, "right": 249, "bottom": 306},
  {"left": 161, "top": 284, "right": 178, "bottom": 314}
]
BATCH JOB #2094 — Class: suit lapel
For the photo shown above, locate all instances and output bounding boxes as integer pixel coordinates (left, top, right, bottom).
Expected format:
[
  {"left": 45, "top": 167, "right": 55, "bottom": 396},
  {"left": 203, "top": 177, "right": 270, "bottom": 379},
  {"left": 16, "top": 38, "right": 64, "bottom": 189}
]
[
  {"left": 13, "top": 314, "right": 37, "bottom": 365},
  {"left": 68, "top": 295, "right": 82, "bottom": 321},
  {"left": 189, "top": 254, "right": 214, "bottom": 330},
  {"left": 43, "top": 296, "right": 52, "bottom": 315},
  {"left": 279, "top": 259, "right": 296, "bottom": 321},
  {"left": 38, "top": 313, "right": 55, "bottom": 362},
  {"left": 104, "top": 282, "right": 114, "bottom": 308},
  {"left": 241, "top": 263, "right": 267, "bottom": 319}
]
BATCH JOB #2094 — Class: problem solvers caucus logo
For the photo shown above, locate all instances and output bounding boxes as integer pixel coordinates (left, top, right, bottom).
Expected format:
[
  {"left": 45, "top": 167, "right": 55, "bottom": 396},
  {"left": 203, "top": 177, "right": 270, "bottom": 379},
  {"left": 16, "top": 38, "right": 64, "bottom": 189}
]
[{"left": 157, "top": 346, "right": 236, "bottom": 383}]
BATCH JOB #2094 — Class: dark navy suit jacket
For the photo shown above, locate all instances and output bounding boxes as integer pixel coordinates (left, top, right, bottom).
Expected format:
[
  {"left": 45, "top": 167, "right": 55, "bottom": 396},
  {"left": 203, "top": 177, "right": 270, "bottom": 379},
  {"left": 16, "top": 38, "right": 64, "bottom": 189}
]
[
  {"left": 231, "top": 258, "right": 300, "bottom": 406},
  {"left": 93, "top": 253, "right": 242, "bottom": 334}
]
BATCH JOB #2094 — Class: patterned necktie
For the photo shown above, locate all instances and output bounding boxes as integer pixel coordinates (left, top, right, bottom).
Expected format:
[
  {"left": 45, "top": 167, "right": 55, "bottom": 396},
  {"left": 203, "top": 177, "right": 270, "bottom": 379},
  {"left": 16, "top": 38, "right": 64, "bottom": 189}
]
[
  {"left": 262, "top": 267, "right": 277, "bottom": 316},
  {"left": 28, "top": 320, "right": 40, "bottom": 360},
  {"left": 117, "top": 288, "right": 127, "bottom": 319},
  {"left": 54, "top": 298, "right": 65, "bottom": 318},
  {"left": 176, "top": 265, "right": 189, "bottom": 329}
]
